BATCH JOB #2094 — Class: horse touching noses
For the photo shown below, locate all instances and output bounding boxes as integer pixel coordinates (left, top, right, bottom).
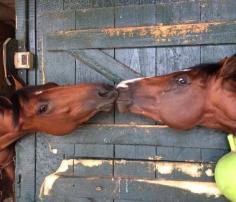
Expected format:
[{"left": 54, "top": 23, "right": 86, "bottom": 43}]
[
  {"left": 17, "top": 83, "right": 118, "bottom": 135},
  {"left": 116, "top": 54, "right": 236, "bottom": 134},
  {"left": 0, "top": 83, "right": 118, "bottom": 150}
]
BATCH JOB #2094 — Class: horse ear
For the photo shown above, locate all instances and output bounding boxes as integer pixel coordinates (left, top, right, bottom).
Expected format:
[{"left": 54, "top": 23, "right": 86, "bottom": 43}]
[
  {"left": 0, "top": 96, "right": 12, "bottom": 108},
  {"left": 219, "top": 54, "right": 236, "bottom": 79}
]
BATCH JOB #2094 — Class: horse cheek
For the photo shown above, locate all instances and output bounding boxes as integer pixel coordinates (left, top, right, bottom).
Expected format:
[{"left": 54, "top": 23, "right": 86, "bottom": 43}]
[{"left": 159, "top": 93, "right": 203, "bottom": 129}]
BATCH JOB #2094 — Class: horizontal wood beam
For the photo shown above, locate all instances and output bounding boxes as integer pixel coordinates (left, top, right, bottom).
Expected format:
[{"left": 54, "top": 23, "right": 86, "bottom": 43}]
[
  {"left": 38, "top": 124, "right": 228, "bottom": 149},
  {"left": 40, "top": 176, "right": 223, "bottom": 201},
  {"left": 67, "top": 49, "right": 143, "bottom": 82},
  {"left": 47, "top": 20, "right": 236, "bottom": 50}
]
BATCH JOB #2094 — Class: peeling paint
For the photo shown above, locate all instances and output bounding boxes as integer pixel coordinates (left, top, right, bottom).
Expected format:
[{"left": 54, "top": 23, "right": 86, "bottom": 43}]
[
  {"left": 137, "top": 179, "right": 221, "bottom": 197},
  {"left": 74, "top": 159, "right": 112, "bottom": 167},
  {"left": 156, "top": 162, "right": 213, "bottom": 178},
  {"left": 205, "top": 168, "right": 214, "bottom": 177},
  {"left": 125, "top": 179, "right": 129, "bottom": 193},
  {"left": 40, "top": 159, "right": 73, "bottom": 197},
  {"left": 102, "top": 21, "right": 226, "bottom": 40}
]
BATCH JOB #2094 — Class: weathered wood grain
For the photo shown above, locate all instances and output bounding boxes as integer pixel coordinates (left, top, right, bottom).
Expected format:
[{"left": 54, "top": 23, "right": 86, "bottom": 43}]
[
  {"left": 75, "top": 144, "right": 114, "bottom": 158},
  {"left": 37, "top": 125, "right": 228, "bottom": 150},
  {"left": 35, "top": 136, "right": 75, "bottom": 199},
  {"left": 47, "top": 20, "right": 236, "bottom": 50},
  {"left": 15, "top": 135, "right": 36, "bottom": 202},
  {"left": 15, "top": 0, "right": 27, "bottom": 83},
  {"left": 37, "top": 11, "right": 75, "bottom": 84},
  {"left": 68, "top": 49, "right": 142, "bottom": 82},
  {"left": 156, "top": 1, "right": 200, "bottom": 24},
  {"left": 114, "top": 4, "right": 156, "bottom": 124},
  {"left": 15, "top": 0, "right": 36, "bottom": 201},
  {"left": 74, "top": 159, "right": 113, "bottom": 177},
  {"left": 75, "top": 7, "right": 115, "bottom": 124},
  {"left": 115, "top": 145, "right": 156, "bottom": 160},
  {"left": 114, "top": 160, "right": 156, "bottom": 178},
  {"left": 40, "top": 176, "right": 227, "bottom": 201}
]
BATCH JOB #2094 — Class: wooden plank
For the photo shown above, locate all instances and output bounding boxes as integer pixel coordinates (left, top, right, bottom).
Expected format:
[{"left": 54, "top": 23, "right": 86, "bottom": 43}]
[
  {"left": 75, "top": 7, "right": 115, "bottom": 124},
  {"left": 15, "top": 0, "right": 27, "bottom": 82},
  {"left": 40, "top": 176, "right": 226, "bottom": 201},
  {"left": 37, "top": 125, "right": 228, "bottom": 150},
  {"left": 156, "top": 46, "right": 201, "bottom": 75},
  {"left": 27, "top": 0, "right": 36, "bottom": 85},
  {"left": 15, "top": 135, "right": 36, "bottom": 202},
  {"left": 76, "top": 7, "right": 114, "bottom": 29},
  {"left": 114, "top": 160, "right": 155, "bottom": 178},
  {"left": 156, "top": 1, "right": 200, "bottom": 24},
  {"left": 75, "top": 144, "right": 114, "bottom": 158},
  {"left": 64, "top": 0, "right": 93, "bottom": 10},
  {"left": 37, "top": 0, "right": 64, "bottom": 13},
  {"left": 201, "top": 148, "right": 228, "bottom": 163},
  {"left": 35, "top": 136, "right": 75, "bottom": 199},
  {"left": 156, "top": 147, "right": 201, "bottom": 162},
  {"left": 200, "top": 0, "right": 236, "bottom": 65},
  {"left": 37, "top": 11, "right": 75, "bottom": 84},
  {"left": 68, "top": 49, "right": 142, "bottom": 82},
  {"left": 92, "top": 0, "right": 114, "bottom": 8},
  {"left": 47, "top": 20, "right": 236, "bottom": 50},
  {"left": 114, "top": 4, "right": 156, "bottom": 124},
  {"left": 115, "top": 0, "right": 140, "bottom": 7},
  {"left": 201, "top": 0, "right": 236, "bottom": 21},
  {"left": 115, "top": 145, "right": 156, "bottom": 160},
  {"left": 74, "top": 159, "right": 113, "bottom": 177},
  {"left": 15, "top": 0, "right": 35, "bottom": 201},
  {"left": 155, "top": 161, "right": 214, "bottom": 182}
]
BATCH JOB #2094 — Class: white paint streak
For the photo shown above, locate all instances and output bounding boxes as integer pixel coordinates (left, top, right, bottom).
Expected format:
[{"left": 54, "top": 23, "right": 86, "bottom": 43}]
[
  {"left": 205, "top": 169, "right": 214, "bottom": 177},
  {"left": 125, "top": 179, "right": 129, "bottom": 193},
  {"left": 137, "top": 179, "right": 221, "bottom": 197},
  {"left": 40, "top": 159, "right": 73, "bottom": 197},
  {"left": 156, "top": 162, "right": 207, "bottom": 178},
  {"left": 74, "top": 159, "right": 110, "bottom": 168}
]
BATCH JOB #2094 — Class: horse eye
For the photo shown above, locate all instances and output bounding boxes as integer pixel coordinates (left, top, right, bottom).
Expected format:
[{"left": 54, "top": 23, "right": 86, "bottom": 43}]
[
  {"left": 176, "top": 77, "right": 187, "bottom": 85},
  {"left": 38, "top": 104, "right": 48, "bottom": 114}
]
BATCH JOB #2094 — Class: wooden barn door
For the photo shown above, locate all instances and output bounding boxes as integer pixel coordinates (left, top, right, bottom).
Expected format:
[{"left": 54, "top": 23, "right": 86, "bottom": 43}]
[{"left": 15, "top": 0, "right": 236, "bottom": 201}]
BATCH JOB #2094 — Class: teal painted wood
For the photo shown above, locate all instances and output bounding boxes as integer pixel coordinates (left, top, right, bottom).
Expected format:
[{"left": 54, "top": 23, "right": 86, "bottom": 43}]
[
  {"left": 15, "top": 0, "right": 36, "bottom": 201},
  {"left": 15, "top": 0, "right": 27, "bottom": 82},
  {"left": 39, "top": 176, "right": 226, "bottom": 201},
  {"left": 46, "top": 20, "right": 236, "bottom": 51},
  {"left": 114, "top": 4, "right": 156, "bottom": 124},
  {"left": 37, "top": 10, "right": 76, "bottom": 84},
  {"left": 37, "top": 125, "right": 227, "bottom": 150},
  {"left": 68, "top": 49, "right": 142, "bottom": 82},
  {"left": 75, "top": 6, "right": 115, "bottom": 124}
]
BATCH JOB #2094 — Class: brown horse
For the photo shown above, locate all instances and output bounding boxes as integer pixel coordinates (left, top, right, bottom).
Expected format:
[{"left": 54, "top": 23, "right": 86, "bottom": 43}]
[
  {"left": 0, "top": 82, "right": 117, "bottom": 150},
  {"left": 0, "top": 82, "right": 117, "bottom": 201},
  {"left": 0, "top": 145, "right": 15, "bottom": 202},
  {"left": 117, "top": 54, "right": 236, "bottom": 133}
]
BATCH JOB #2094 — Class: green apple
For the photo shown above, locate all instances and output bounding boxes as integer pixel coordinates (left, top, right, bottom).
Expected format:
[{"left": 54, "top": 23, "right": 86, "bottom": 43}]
[{"left": 215, "top": 134, "right": 236, "bottom": 202}]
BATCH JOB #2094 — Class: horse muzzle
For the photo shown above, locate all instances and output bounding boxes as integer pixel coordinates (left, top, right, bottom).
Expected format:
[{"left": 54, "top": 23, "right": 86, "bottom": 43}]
[
  {"left": 96, "top": 84, "right": 118, "bottom": 111},
  {"left": 116, "top": 85, "right": 133, "bottom": 113}
]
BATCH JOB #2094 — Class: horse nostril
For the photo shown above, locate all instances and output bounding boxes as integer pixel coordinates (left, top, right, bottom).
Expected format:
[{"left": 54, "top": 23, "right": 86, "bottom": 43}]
[{"left": 98, "top": 85, "right": 117, "bottom": 98}]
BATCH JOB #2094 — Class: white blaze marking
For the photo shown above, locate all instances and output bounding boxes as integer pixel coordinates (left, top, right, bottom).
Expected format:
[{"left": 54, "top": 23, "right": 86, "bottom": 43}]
[
  {"left": 35, "top": 90, "right": 43, "bottom": 95},
  {"left": 116, "top": 77, "right": 144, "bottom": 88}
]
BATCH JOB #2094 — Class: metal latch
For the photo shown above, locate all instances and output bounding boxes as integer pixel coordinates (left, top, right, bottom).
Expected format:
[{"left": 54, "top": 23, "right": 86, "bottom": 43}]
[{"left": 14, "top": 52, "right": 34, "bottom": 69}]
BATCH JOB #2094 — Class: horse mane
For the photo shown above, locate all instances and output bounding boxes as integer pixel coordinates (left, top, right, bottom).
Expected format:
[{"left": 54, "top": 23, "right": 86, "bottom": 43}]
[{"left": 189, "top": 62, "right": 222, "bottom": 77}]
